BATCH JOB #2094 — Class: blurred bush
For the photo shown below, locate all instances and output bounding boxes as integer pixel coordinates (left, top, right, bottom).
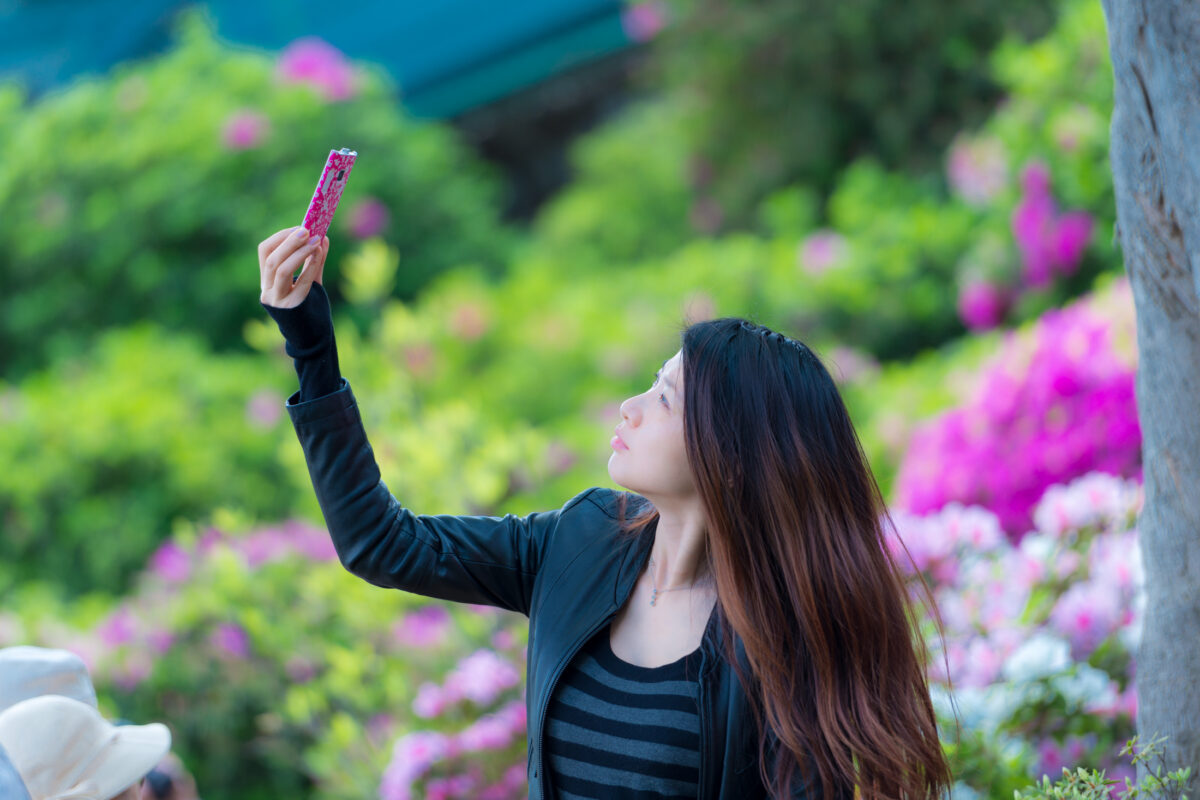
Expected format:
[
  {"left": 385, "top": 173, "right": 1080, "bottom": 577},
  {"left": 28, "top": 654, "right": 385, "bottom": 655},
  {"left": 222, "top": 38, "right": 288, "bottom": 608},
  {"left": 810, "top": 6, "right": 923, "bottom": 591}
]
[
  {"left": 7, "top": 520, "right": 530, "bottom": 800},
  {"left": 641, "top": 0, "right": 1057, "bottom": 223},
  {"left": 0, "top": 325, "right": 299, "bottom": 597},
  {"left": 0, "top": 8, "right": 514, "bottom": 379}
]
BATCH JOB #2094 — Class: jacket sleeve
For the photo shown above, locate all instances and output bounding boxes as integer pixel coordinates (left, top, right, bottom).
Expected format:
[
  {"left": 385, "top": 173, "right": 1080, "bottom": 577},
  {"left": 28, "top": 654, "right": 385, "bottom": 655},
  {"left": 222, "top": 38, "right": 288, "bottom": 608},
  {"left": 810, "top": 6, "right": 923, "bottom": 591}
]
[{"left": 286, "top": 378, "right": 585, "bottom": 617}]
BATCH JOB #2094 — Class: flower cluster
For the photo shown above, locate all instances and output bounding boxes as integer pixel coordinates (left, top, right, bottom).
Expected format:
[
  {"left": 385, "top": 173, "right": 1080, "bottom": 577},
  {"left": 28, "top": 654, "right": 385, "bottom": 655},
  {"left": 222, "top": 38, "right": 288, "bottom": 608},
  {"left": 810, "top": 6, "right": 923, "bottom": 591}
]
[
  {"left": 889, "top": 471, "right": 1144, "bottom": 788},
  {"left": 1012, "top": 163, "right": 1094, "bottom": 289},
  {"left": 897, "top": 283, "right": 1140, "bottom": 538}
]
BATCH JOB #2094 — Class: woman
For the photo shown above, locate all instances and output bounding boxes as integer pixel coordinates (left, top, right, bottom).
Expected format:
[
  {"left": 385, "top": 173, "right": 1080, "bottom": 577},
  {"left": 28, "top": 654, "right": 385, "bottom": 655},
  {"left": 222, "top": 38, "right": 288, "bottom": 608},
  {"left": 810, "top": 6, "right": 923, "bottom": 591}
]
[{"left": 257, "top": 227, "right": 952, "bottom": 800}]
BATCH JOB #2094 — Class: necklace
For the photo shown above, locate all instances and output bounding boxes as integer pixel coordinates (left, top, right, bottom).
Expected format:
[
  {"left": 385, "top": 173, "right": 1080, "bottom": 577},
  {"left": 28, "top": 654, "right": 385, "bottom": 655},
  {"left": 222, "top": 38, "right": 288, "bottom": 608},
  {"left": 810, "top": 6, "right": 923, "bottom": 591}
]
[{"left": 648, "top": 556, "right": 694, "bottom": 606}]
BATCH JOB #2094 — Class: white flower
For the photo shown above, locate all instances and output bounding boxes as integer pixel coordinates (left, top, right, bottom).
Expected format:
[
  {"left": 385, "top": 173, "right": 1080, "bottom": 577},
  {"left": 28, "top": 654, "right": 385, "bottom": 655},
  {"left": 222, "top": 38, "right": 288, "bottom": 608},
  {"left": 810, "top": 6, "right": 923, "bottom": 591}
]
[
  {"left": 1002, "top": 632, "right": 1072, "bottom": 683},
  {"left": 1052, "top": 664, "right": 1117, "bottom": 709}
]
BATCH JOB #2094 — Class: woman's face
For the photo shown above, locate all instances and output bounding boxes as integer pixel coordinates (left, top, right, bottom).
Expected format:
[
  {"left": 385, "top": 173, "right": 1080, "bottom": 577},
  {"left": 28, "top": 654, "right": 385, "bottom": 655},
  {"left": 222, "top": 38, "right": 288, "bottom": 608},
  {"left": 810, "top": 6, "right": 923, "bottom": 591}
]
[{"left": 607, "top": 350, "right": 696, "bottom": 500}]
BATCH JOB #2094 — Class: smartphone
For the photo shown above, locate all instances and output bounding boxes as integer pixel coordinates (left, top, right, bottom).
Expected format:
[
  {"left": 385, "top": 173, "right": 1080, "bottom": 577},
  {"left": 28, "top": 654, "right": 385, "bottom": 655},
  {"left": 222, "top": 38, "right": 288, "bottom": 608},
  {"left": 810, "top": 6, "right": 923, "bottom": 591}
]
[{"left": 301, "top": 147, "right": 357, "bottom": 241}]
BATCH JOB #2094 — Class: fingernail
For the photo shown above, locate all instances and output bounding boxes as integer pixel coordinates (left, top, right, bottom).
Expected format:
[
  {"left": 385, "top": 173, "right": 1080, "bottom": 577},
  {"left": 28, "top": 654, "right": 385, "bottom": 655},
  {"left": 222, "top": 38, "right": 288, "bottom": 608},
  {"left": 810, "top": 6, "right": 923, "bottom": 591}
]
[
  {"left": 295, "top": 227, "right": 309, "bottom": 238},
  {"left": 308, "top": 235, "right": 320, "bottom": 246}
]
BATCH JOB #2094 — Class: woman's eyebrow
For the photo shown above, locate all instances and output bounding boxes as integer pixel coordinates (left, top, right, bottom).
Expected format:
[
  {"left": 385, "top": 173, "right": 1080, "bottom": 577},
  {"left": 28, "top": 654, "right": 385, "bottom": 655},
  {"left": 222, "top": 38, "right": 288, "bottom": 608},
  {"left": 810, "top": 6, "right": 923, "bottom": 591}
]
[{"left": 655, "top": 367, "right": 677, "bottom": 393}]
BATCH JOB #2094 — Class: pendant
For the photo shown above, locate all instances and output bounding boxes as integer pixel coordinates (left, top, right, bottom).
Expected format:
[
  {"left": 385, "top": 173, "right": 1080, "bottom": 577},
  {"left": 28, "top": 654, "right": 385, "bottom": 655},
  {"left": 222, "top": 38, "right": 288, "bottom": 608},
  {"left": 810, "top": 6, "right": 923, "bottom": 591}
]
[{"left": 650, "top": 589, "right": 658, "bottom": 606}]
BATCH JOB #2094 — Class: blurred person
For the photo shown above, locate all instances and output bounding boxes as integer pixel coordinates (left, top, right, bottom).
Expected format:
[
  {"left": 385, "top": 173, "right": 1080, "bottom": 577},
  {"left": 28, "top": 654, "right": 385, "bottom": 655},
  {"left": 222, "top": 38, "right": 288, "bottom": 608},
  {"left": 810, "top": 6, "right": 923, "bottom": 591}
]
[
  {"left": 0, "top": 695, "right": 169, "bottom": 800},
  {"left": 0, "top": 743, "right": 31, "bottom": 800},
  {"left": 257, "top": 228, "right": 951, "bottom": 799},
  {"left": 0, "top": 647, "right": 197, "bottom": 800},
  {"left": 0, "top": 646, "right": 96, "bottom": 710}
]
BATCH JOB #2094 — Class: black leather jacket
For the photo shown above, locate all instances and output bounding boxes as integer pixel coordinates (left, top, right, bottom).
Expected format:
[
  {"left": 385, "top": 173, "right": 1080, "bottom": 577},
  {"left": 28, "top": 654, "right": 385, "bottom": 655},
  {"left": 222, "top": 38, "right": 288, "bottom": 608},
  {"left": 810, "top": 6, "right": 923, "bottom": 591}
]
[{"left": 286, "top": 379, "right": 827, "bottom": 800}]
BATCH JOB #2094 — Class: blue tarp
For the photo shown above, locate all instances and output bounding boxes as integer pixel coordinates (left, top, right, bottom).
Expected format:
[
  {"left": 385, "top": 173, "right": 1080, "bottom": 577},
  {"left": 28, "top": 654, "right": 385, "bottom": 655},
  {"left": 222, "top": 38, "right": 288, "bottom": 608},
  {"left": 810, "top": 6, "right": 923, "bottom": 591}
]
[{"left": 0, "top": 0, "right": 632, "bottom": 117}]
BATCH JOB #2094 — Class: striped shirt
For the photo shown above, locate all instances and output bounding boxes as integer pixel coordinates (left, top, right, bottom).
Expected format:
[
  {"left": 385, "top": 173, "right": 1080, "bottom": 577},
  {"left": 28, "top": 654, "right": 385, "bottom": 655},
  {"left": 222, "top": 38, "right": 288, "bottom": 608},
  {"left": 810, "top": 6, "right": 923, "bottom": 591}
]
[{"left": 545, "top": 622, "right": 704, "bottom": 799}]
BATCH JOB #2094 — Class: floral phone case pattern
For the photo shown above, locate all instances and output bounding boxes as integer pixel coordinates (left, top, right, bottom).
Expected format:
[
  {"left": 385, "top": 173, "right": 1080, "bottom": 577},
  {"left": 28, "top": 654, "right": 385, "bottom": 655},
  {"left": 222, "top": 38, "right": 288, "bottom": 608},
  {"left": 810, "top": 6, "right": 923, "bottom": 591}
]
[{"left": 302, "top": 148, "right": 357, "bottom": 240}]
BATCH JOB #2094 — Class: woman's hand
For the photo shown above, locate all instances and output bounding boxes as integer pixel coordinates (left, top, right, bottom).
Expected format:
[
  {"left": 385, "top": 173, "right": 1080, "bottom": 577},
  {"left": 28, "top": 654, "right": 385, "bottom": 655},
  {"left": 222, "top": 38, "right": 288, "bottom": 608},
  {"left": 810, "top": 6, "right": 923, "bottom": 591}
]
[{"left": 258, "top": 226, "right": 330, "bottom": 308}]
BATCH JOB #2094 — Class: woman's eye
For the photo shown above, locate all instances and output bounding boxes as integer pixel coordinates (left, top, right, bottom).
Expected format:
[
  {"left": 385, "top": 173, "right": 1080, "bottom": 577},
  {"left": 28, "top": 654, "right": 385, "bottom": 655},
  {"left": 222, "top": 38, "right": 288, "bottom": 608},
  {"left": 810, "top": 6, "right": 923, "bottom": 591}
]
[{"left": 659, "top": 393, "right": 669, "bottom": 407}]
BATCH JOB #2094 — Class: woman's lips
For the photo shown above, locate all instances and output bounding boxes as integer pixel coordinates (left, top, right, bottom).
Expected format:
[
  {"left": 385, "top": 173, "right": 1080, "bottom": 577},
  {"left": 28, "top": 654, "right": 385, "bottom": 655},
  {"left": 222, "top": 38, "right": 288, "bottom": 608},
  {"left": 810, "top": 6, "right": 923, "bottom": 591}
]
[{"left": 610, "top": 434, "right": 629, "bottom": 451}]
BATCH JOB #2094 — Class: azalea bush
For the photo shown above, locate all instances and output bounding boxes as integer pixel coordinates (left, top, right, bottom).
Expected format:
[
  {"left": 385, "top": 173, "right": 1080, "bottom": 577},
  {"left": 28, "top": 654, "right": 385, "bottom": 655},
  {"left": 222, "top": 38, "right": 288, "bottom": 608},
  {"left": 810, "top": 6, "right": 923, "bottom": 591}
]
[
  {"left": 638, "top": 0, "right": 1056, "bottom": 222},
  {"left": 0, "top": 8, "right": 513, "bottom": 378},
  {"left": 3, "top": 519, "right": 532, "bottom": 800},
  {"left": 0, "top": 324, "right": 299, "bottom": 597},
  {"left": 888, "top": 471, "right": 1145, "bottom": 796},
  {"left": 894, "top": 275, "right": 1140, "bottom": 538}
]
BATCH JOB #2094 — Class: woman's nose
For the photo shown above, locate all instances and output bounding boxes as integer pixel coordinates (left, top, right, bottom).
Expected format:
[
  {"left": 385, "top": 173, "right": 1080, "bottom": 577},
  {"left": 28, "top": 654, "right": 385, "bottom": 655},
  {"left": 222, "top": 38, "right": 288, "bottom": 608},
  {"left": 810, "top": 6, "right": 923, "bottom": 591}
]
[{"left": 619, "top": 395, "right": 641, "bottom": 424}]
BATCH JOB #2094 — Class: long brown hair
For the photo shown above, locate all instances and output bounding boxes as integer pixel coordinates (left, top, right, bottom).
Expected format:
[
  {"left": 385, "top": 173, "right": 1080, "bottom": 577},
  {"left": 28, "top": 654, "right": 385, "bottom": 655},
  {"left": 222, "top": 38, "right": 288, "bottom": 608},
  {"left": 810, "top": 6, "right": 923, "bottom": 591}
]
[{"left": 617, "top": 317, "right": 952, "bottom": 799}]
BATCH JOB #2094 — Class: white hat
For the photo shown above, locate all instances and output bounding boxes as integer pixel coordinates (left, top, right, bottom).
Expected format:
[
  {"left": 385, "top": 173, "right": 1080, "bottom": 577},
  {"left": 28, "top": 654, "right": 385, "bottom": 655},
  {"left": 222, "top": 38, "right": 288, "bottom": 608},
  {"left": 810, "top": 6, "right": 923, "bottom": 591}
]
[
  {"left": 0, "top": 695, "right": 170, "bottom": 800},
  {"left": 0, "top": 647, "right": 98, "bottom": 711}
]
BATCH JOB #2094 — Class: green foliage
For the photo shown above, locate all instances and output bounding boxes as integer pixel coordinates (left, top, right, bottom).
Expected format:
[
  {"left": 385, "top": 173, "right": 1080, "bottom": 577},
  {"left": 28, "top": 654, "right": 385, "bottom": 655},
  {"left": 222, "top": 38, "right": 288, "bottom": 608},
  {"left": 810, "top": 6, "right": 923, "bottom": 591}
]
[
  {"left": 31, "top": 524, "right": 531, "bottom": 800},
  {"left": 528, "top": 99, "right": 696, "bottom": 270},
  {"left": 0, "top": 8, "right": 514, "bottom": 378},
  {"left": 1015, "top": 736, "right": 1192, "bottom": 800},
  {"left": 0, "top": 325, "right": 300, "bottom": 597},
  {"left": 643, "top": 0, "right": 1057, "bottom": 222}
]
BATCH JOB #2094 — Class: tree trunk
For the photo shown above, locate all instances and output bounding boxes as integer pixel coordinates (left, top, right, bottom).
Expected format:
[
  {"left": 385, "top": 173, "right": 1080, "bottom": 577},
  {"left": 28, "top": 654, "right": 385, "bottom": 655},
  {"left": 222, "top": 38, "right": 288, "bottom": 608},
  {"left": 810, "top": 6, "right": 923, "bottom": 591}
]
[{"left": 1100, "top": 0, "right": 1200, "bottom": 788}]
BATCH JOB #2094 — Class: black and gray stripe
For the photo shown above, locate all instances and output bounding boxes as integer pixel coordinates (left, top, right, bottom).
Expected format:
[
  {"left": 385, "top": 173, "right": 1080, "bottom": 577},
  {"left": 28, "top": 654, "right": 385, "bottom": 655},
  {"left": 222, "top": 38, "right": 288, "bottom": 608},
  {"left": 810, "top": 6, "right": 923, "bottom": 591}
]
[{"left": 545, "top": 624, "right": 703, "bottom": 799}]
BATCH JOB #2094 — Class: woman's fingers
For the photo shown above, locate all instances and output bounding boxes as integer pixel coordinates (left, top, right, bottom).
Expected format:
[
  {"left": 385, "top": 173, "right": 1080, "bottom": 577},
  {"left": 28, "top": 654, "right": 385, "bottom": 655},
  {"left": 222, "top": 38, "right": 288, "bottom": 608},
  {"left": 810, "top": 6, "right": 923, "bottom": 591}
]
[{"left": 270, "top": 238, "right": 320, "bottom": 297}]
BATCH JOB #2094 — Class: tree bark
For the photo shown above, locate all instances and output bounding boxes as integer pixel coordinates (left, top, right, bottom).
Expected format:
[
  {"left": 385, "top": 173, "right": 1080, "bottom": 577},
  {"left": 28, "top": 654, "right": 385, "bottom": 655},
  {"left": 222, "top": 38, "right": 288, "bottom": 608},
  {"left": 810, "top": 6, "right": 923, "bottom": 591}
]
[{"left": 1101, "top": 0, "right": 1200, "bottom": 788}]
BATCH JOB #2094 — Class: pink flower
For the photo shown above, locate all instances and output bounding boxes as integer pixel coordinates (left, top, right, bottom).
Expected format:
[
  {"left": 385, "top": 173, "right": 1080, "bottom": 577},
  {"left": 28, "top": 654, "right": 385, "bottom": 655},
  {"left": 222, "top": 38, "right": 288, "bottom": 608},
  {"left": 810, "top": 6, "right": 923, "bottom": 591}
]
[
  {"left": 383, "top": 731, "right": 450, "bottom": 791},
  {"left": 149, "top": 541, "right": 191, "bottom": 583},
  {"left": 957, "top": 280, "right": 1009, "bottom": 331},
  {"left": 413, "top": 682, "right": 449, "bottom": 719},
  {"left": 797, "top": 230, "right": 847, "bottom": 276},
  {"left": 1052, "top": 211, "right": 1094, "bottom": 269},
  {"left": 245, "top": 389, "right": 282, "bottom": 429},
  {"left": 1011, "top": 163, "right": 1094, "bottom": 288},
  {"left": 210, "top": 622, "right": 250, "bottom": 660},
  {"left": 276, "top": 37, "right": 357, "bottom": 101},
  {"left": 1049, "top": 581, "right": 1122, "bottom": 658},
  {"left": 394, "top": 606, "right": 451, "bottom": 649},
  {"left": 221, "top": 110, "right": 270, "bottom": 151},
  {"left": 146, "top": 628, "right": 175, "bottom": 656},
  {"left": 98, "top": 608, "right": 138, "bottom": 648},
  {"left": 456, "top": 713, "right": 514, "bottom": 751},
  {"left": 448, "top": 302, "right": 491, "bottom": 341},
  {"left": 622, "top": 2, "right": 668, "bottom": 42},
  {"left": 946, "top": 134, "right": 1008, "bottom": 206},
  {"left": 348, "top": 197, "right": 390, "bottom": 238},
  {"left": 443, "top": 649, "right": 520, "bottom": 706}
]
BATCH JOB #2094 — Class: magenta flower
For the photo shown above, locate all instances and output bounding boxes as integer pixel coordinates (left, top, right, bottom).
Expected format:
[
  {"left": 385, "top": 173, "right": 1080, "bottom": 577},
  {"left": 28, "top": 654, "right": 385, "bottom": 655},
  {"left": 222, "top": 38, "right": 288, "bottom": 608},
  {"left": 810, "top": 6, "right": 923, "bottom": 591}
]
[
  {"left": 149, "top": 541, "right": 192, "bottom": 583},
  {"left": 1011, "top": 162, "right": 1094, "bottom": 287},
  {"left": 443, "top": 649, "right": 520, "bottom": 706},
  {"left": 456, "top": 713, "right": 514, "bottom": 752},
  {"left": 896, "top": 294, "right": 1141, "bottom": 539},
  {"left": 210, "top": 622, "right": 250, "bottom": 659},
  {"left": 797, "top": 230, "right": 847, "bottom": 276},
  {"left": 956, "top": 280, "right": 1009, "bottom": 331},
  {"left": 622, "top": 2, "right": 668, "bottom": 42},
  {"left": 146, "top": 628, "right": 175, "bottom": 656},
  {"left": 382, "top": 731, "right": 451, "bottom": 794},
  {"left": 1052, "top": 211, "right": 1094, "bottom": 267},
  {"left": 347, "top": 197, "right": 390, "bottom": 238},
  {"left": 98, "top": 608, "right": 138, "bottom": 648},
  {"left": 394, "top": 605, "right": 451, "bottom": 649},
  {"left": 1050, "top": 581, "right": 1122, "bottom": 659},
  {"left": 245, "top": 389, "right": 282, "bottom": 429},
  {"left": 221, "top": 110, "right": 270, "bottom": 151},
  {"left": 276, "top": 37, "right": 357, "bottom": 101},
  {"left": 413, "top": 682, "right": 449, "bottom": 719}
]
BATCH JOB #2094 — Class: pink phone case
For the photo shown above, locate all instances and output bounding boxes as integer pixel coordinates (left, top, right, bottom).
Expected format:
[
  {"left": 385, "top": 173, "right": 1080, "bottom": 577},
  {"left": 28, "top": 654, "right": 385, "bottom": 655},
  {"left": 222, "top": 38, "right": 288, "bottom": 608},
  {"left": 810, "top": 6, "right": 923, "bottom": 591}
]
[{"left": 302, "top": 147, "right": 357, "bottom": 240}]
